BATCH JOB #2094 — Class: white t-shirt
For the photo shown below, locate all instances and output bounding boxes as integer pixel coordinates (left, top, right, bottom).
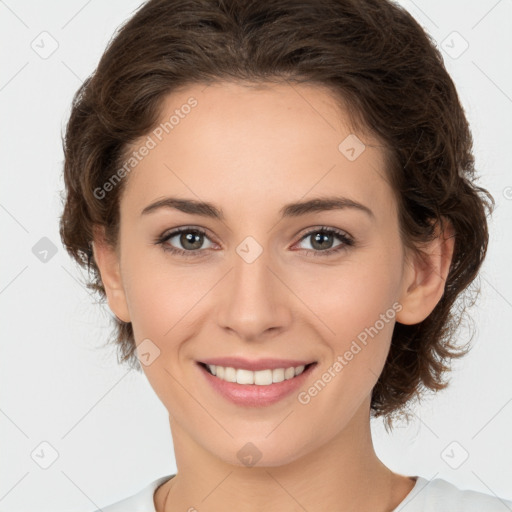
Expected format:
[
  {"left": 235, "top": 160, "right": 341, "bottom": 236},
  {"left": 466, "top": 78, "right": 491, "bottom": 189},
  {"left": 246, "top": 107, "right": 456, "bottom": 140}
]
[{"left": 94, "top": 474, "right": 512, "bottom": 511}]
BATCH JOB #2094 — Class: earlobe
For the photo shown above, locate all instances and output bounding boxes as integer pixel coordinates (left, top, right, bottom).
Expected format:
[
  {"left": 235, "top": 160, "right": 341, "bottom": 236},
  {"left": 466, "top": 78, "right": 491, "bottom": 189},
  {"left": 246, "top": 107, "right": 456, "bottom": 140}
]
[
  {"left": 91, "top": 225, "right": 131, "bottom": 323},
  {"left": 395, "top": 218, "right": 455, "bottom": 326}
]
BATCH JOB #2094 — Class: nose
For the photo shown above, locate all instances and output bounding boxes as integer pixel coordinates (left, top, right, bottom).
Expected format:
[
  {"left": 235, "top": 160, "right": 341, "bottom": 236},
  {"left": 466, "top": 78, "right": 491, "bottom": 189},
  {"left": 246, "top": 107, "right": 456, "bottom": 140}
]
[{"left": 216, "top": 246, "right": 293, "bottom": 342}]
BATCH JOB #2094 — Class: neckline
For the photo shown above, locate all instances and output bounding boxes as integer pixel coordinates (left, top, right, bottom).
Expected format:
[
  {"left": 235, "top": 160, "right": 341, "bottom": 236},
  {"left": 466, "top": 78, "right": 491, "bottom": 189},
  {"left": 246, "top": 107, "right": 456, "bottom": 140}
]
[
  {"left": 391, "top": 475, "right": 426, "bottom": 511},
  {"left": 153, "top": 474, "right": 426, "bottom": 511}
]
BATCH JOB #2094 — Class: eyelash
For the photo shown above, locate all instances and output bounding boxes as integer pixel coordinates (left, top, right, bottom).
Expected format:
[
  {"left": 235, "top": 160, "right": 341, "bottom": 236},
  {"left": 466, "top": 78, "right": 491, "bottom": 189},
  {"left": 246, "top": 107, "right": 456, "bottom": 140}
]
[{"left": 155, "top": 226, "right": 355, "bottom": 259}]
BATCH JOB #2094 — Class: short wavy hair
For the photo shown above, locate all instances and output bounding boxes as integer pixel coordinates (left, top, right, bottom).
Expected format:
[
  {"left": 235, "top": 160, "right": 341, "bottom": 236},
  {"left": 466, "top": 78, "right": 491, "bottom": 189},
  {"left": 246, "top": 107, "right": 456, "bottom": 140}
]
[{"left": 59, "top": 0, "right": 494, "bottom": 428}]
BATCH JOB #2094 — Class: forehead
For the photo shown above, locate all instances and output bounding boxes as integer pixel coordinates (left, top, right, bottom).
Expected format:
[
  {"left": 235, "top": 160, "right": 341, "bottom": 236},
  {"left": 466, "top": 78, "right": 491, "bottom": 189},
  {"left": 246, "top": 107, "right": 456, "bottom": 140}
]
[{"left": 120, "top": 81, "right": 394, "bottom": 221}]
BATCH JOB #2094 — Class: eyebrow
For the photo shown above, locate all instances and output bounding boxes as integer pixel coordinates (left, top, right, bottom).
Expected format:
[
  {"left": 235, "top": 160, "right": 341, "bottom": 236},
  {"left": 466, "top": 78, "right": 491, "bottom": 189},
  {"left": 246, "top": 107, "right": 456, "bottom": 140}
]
[{"left": 140, "top": 195, "right": 374, "bottom": 220}]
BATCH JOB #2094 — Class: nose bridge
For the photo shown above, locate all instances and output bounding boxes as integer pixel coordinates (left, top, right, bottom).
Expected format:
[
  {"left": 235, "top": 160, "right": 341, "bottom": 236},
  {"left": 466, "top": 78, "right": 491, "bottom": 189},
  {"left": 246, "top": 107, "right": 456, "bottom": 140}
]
[{"left": 216, "top": 240, "right": 291, "bottom": 340}]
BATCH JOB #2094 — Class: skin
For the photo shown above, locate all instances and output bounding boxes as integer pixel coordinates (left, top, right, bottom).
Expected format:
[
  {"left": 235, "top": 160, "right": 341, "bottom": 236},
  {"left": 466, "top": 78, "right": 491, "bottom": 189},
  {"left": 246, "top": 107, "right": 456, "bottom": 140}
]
[{"left": 92, "top": 81, "right": 455, "bottom": 511}]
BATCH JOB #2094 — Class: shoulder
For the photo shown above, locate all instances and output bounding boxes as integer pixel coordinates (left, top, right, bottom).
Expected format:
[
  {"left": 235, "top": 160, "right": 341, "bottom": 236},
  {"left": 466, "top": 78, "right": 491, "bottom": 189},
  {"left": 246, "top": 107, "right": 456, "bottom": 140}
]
[
  {"left": 91, "top": 474, "right": 175, "bottom": 512},
  {"left": 396, "top": 476, "right": 512, "bottom": 511}
]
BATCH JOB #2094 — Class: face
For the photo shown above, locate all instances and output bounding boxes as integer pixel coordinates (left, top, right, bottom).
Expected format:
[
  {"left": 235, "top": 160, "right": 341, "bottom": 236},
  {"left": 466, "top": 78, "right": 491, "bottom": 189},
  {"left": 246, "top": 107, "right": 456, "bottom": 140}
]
[{"left": 94, "top": 81, "right": 442, "bottom": 468}]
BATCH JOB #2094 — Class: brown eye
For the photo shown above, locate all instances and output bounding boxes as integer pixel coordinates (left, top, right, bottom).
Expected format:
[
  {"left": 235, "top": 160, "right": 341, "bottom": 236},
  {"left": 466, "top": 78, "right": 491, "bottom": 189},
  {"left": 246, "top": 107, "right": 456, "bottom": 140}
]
[
  {"left": 176, "top": 231, "right": 205, "bottom": 250},
  {"left": 309, "top": 231, "right": 336, "bottom": 250}
]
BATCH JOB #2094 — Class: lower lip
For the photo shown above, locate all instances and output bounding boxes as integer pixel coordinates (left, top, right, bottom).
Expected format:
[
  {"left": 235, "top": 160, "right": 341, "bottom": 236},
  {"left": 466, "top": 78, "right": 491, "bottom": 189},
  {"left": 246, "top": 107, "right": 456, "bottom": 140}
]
[{"left": 197, "top": 362, "right": 317, "bottom": 407}]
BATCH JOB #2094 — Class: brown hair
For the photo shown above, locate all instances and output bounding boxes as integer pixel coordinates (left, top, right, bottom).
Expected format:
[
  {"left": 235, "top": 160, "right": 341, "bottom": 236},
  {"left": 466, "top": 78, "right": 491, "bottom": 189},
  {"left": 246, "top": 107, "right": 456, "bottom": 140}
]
[{"left": 59, "top": 0, "right": 494, "bottom": 428}]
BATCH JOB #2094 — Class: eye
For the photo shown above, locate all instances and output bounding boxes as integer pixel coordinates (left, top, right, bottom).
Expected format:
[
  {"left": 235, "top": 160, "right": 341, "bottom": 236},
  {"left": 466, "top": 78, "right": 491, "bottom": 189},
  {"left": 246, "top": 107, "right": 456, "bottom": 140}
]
[
  {"left": 155, "top": 225, "right": 354, "bottom": 259},
  {"left": 294, "top": 227, "right": 354, "bottom": 257},
  {"left": 156, "top": 227, "right": 215, "bottom": 258}
]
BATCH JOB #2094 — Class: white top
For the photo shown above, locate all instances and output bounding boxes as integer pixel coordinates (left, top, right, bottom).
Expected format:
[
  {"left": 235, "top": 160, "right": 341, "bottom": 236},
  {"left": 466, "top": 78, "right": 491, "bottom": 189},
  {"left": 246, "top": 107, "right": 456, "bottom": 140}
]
[{"left": 94, "top": 474, "right": 512, "bottom": 511}]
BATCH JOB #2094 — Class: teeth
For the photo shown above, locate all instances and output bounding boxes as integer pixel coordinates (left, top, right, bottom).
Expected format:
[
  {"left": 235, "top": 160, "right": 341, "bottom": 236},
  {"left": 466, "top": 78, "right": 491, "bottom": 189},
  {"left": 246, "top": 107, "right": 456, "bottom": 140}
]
[{"left": 205, "top": 364, "right": 307, "bottom": 385}]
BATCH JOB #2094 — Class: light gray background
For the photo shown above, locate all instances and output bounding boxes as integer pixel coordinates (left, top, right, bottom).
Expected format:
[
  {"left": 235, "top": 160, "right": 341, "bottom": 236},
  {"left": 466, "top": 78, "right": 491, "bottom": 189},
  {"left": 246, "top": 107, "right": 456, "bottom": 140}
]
[{"left": 1, "top": 0, "right": 511, "bottom": 510}]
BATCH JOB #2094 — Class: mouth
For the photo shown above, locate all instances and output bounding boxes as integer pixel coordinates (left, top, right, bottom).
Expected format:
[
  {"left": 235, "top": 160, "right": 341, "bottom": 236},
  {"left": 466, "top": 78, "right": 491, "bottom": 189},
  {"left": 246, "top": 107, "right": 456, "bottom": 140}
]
[
  {"left": 196, "top": 360, "right": 318, "bottom": 407},
  {"left": 198, "top": 361, "right": 317, "bottom": 385}
]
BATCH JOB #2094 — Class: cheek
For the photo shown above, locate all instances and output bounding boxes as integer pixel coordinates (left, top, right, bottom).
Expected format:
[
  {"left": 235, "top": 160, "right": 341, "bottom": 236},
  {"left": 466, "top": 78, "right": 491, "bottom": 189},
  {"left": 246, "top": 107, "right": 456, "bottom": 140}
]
[
  {"left": 295, "top": 256, "right": 400, "bottom": 342},
  {"left": 124, "top": 268, "right": 199, "bottom": 408},
  {"left": 124, "top": 280, "right": 172, "bottom": 340},
  {"left": 121, "top": 258, "right": 214, "bottom": 379},
  {"left": 297, "top": 270, "right": 400, "bottom": 425},
  {"left": 120, "top": 247, "right": 203, "bottom": 338},
  {"left": 292, "top": 249, "right": 402, "bottom": 391}
]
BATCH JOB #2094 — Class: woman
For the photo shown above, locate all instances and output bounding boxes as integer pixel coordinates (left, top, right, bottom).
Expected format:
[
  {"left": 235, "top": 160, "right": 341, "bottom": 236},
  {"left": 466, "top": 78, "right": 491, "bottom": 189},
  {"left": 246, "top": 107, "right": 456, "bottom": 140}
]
[{"left": 59, "top": 0, "right": 511, "bottom": 510}]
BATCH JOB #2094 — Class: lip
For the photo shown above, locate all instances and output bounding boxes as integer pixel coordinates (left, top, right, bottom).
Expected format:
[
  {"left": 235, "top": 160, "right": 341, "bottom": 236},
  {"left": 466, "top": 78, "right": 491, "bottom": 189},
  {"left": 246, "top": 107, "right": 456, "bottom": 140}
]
[
  {"left": 198, "top": 356, "right": 315, "bottom": 371},
  {"left": 196, "top": 360, "right": 317, "bottom": 407}
]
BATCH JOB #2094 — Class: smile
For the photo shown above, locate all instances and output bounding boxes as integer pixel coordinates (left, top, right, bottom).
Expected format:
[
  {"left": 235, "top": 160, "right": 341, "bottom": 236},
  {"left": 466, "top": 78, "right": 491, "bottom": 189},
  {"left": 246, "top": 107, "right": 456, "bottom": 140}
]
[
  {"left": 202, "top": 363, "right": 312, "bottom": 386},
  {"left": 197, "top": 361, "right": 318, "bottom": 407}
]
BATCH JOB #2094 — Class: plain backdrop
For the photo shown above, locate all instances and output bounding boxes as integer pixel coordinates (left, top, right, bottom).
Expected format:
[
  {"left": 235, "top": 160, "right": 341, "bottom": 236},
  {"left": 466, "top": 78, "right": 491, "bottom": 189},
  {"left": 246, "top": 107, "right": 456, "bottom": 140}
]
[{"left": 1, "top": 0, "right": 511, "bottom": 510}]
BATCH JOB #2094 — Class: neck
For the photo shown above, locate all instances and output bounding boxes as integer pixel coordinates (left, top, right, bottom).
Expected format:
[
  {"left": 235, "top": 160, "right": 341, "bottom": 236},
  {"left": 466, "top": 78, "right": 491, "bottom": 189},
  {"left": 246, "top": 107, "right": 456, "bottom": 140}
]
[{"left": 156, "top": 398, "right": 414, "bottom": 512}]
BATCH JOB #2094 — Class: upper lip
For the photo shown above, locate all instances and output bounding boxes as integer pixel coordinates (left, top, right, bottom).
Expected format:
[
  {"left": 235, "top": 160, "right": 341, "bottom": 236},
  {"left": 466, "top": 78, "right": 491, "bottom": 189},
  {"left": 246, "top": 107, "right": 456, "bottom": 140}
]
[{"left": 198, "top": 357, "right": 316, "bottom": 371}]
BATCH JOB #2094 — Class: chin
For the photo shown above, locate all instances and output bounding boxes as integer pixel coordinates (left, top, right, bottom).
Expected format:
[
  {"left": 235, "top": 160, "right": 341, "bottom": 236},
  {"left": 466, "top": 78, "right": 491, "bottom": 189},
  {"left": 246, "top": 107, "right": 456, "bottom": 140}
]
[{"left": 206, "top": 435, "right": 310, "bottom": 470}]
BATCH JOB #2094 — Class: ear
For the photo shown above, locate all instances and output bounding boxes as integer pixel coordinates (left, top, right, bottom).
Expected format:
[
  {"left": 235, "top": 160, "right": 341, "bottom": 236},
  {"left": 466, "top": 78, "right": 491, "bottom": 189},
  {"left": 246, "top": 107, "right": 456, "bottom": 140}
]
[
  {"left": 91, "top": 225, "right": 131, "bottom": 323},
  {"left": 395, "top": 217, "right": 455, "bottom": 325}
]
